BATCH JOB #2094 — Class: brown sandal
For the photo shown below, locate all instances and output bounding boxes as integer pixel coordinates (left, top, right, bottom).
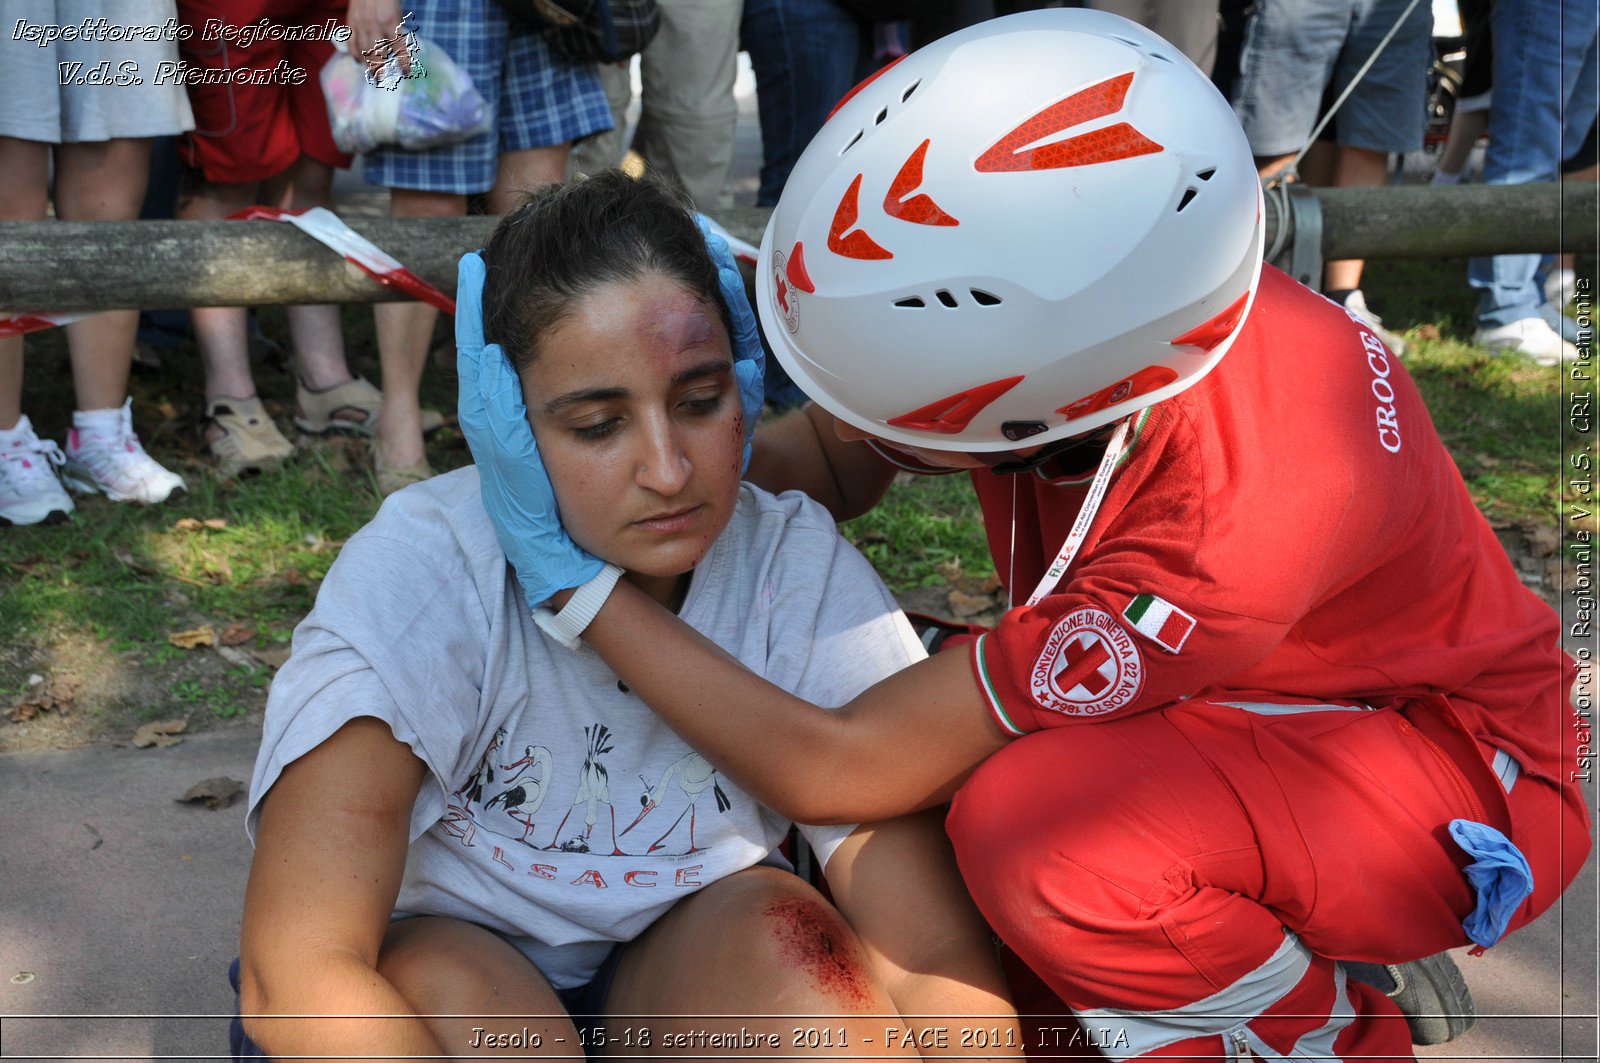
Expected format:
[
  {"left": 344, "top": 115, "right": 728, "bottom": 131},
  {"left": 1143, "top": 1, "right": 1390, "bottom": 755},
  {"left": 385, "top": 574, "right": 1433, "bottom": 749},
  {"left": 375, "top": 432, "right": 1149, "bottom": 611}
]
[
  {"left": 205, "top": 396, "right": 293, "bottom": 478},
  {"left": 295, "top": 376, "right": 445, "bottom": 437}
]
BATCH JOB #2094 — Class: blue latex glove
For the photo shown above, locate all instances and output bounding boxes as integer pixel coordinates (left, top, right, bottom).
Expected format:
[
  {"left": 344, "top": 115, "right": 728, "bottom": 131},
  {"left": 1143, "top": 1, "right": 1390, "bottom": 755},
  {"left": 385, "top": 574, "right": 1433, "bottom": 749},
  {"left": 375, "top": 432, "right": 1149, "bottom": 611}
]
[
  {"left": 456, "top": 251, "right": 603, "bottom": 610},
  {"left": 1448, "top": 819, "right": 1534, "bottom": 948},
  {"left": 695, "top": 214, "right": 765, "bottom": 472}
]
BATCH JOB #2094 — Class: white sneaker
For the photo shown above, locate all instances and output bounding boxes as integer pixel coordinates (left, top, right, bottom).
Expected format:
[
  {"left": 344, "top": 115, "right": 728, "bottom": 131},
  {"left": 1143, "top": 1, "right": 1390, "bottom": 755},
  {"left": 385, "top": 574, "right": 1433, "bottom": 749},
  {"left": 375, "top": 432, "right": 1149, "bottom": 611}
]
[
  {"left": 1473, "top": 316, "right": 1579, "bottom": 366},
  {"left": 1340, "top": 290, "right": 1407, "bottom": 356},
  {"left": 1537, "top": 301, "right": 1580, "bottom": 344},
  {"left": 0, "top": 416, "right": 74, "bottom": 526},
  {"left": 1544, "top": 268, "right": 1576, "bottom": 311},
  {"left": 60, "top": 399, "right": 187, "bottom": 504}
]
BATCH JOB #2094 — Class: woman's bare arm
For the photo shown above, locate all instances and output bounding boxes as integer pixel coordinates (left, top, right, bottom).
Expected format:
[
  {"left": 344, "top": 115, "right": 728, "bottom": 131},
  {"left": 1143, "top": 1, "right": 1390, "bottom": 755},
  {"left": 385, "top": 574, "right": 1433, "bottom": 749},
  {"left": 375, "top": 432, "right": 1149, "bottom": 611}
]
[
  {"left": 746, "top": 404, "right": 899, "bottom": 522},
  {"left": 238, "top": 717, "right": 441, "bottom": 1058},
  {"left": 826, "top": 811, "right": 1022, "bottom": 1062},
  {"left": 580, "top": 582, "right": 1010, "bottom": 825}
]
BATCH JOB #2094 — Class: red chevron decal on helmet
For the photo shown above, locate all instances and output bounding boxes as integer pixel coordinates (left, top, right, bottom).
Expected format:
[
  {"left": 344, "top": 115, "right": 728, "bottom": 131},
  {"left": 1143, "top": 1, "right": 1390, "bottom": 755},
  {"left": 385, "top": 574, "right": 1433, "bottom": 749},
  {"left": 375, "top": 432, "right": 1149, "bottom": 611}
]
[
  {"left": 827, "top": 55, "right": 906, "bottom": 121},
  {"left": 884, "top": 140, "right": 959, "bottom": 226},
  {"left": 887, "top": 375, "right": 1024, "bottom": 434},
  {"left": 1169, "top": 292, "right": 1249, "bottom": 351},
  {"left": 786, "top": 241, "right": 816, "bottom": 293},
  {"left": 975, "top": 72, "right": 1162, "bottom": 172},
  {"left": 1056, "top": 366, "right": 1178, "bottom": 421},
  {"left": 828, "top": 174, "right": 894, "bottom": 260}
]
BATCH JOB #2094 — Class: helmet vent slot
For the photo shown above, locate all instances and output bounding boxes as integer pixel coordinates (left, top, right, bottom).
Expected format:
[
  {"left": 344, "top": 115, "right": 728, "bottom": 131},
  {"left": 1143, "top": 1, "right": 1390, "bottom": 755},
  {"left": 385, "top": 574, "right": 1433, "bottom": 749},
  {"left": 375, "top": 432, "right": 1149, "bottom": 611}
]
[
  {"left": 895, "top": 296, "right": 926, "bottom": 308},
  {"left": 970, "top": 289, "right": 1002, "bottom": 306},
  {"left": 841, "top": 129, "right": 864, "bottom": 155},
  {"left": 1196, "top": 168, "right": 1216, "bottom": 181},
  {"left": 901, "top": 80, "right": 920, "bottom": 103},
  {"left": 874, "top": 106, "right": 889, "bottom": 126},
  {"left": 1176, "top": 187, "right": 1198, "bottom": 212},
  {"left": 935, "top": 289, "right": 959, "bottom": 308}
]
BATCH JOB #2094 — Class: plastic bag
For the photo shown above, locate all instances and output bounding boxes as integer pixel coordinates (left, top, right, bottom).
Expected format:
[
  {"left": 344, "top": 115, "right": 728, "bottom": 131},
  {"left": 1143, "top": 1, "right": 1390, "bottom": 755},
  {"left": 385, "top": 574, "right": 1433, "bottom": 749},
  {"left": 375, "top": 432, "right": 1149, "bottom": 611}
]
[{"left": 320, "top": 37, "right": 492, "bottom": 155}]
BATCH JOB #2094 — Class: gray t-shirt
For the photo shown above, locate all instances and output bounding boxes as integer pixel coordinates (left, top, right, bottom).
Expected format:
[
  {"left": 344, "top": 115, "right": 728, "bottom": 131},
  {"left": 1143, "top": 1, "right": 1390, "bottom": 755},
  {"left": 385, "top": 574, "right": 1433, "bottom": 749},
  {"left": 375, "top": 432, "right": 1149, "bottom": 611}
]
[{"left": 247, "top": 469, "right": 925, "bottom": 989}]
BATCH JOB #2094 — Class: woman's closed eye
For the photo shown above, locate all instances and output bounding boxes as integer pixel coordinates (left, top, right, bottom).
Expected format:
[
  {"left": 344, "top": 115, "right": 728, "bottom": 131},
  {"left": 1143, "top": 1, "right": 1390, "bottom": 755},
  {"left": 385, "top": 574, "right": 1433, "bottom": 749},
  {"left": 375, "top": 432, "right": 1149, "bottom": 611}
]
[
  {"left": 572, "top": 416, "right": 622, "bottom": 442},
  {"left": 567, "top": 389, "right": 727, "bottom": 443},
  {"left": 678, "top": 387, "right": 726, "bottom": 417}
]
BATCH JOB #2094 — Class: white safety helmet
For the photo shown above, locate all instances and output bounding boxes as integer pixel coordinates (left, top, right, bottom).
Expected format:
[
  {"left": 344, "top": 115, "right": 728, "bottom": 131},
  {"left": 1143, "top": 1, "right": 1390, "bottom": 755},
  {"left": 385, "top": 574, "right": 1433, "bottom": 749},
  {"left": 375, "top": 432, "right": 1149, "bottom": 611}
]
[{"left": 756, "top": 8, "right": 1265, "bottom": 452}]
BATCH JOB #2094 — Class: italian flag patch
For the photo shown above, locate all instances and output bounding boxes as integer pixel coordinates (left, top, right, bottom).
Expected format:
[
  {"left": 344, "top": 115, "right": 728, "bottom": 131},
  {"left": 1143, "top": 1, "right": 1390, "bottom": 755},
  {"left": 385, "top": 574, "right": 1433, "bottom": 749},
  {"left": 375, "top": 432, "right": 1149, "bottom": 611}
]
[{"left": 1122, "top": 594, "right": 1195, "bottom": 653}]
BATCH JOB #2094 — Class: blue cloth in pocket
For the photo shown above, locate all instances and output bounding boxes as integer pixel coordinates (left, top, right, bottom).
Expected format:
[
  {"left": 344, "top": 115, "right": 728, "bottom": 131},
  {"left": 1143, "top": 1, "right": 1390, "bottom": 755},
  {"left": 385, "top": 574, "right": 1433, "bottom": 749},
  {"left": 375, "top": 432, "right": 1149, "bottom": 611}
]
[{"left": 1449, "top": 819, "right": 1535, "bottom": 948}]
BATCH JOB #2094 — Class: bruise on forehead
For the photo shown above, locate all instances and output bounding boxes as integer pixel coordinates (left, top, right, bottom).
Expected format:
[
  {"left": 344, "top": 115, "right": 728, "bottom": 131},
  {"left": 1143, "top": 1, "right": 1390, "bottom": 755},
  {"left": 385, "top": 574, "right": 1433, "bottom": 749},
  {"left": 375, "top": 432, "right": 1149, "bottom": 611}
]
[{"left": 650, "top": 299, "right": 715, "bottom": 357}]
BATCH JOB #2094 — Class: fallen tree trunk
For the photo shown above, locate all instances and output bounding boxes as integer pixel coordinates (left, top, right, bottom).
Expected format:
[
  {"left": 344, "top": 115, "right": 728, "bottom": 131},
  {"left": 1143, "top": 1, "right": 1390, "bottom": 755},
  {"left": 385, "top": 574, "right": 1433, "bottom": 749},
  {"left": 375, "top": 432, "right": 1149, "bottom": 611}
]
[{"left": 0, "top": 184, "right": 1592, "bottom": 313}]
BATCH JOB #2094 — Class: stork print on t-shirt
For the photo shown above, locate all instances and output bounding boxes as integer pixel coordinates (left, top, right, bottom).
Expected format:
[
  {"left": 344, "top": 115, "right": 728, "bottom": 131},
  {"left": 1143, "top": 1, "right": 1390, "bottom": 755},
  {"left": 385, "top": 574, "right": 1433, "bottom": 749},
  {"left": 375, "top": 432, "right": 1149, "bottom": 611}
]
[{"left": 441, "top": 722, "right": 735, "bottom": 886}]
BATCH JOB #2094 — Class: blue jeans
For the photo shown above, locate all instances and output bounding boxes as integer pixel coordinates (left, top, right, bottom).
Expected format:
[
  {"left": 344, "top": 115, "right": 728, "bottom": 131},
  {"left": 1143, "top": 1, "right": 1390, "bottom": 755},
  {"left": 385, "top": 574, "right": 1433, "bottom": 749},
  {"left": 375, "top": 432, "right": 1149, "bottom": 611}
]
[
  {"left": 741, "top": 0, "right": 867, "bottom": 406},
  {"left": 740, "top": 0, "right": 868, "bottom": 206},
  {"left": 1468, "top": 0, "right": 1599, "bottom": 328}
]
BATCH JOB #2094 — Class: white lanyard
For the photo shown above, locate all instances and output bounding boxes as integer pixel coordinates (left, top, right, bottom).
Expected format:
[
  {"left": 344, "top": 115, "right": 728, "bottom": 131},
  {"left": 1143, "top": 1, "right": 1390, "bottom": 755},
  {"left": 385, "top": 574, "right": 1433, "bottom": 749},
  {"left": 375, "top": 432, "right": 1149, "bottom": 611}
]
[{"left": 1021, "top": 417, "right": 1131, "bottom": 607}]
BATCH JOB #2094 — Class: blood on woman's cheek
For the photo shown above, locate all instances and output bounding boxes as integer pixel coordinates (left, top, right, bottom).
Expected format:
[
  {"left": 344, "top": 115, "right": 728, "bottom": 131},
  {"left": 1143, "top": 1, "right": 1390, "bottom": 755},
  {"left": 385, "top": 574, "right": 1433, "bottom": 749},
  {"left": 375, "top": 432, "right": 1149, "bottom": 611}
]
[{"left": 762, "top": 897, "right": 875, "bottom": 1010}]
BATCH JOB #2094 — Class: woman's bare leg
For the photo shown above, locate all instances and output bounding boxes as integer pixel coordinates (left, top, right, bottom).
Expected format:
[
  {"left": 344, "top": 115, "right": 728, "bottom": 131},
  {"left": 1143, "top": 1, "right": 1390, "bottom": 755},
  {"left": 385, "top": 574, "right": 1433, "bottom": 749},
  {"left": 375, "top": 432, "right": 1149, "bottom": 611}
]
[
  {"left": 262, "top": 156, "right": 354, "bottom": 393},
  {"left": 0, "top": 136, "right": 49, "bottom": 431},
  {"left": 377, "top": 915, "right": 582, "bottom": 1057},
  {"left": 489, "top": 145, "right": 572, "bottom": 215},
  {"left": 174, "top": 173, "right": 261, "bottom": 403},
  {"left": 373, "top": 188, "right": 462, "bottom": 470},
  {"left": 605, "top": 866, "right": 919, "bottom": 1061},
  {"left": 51, "top": 138, "right": 153, "bottom": 411}
]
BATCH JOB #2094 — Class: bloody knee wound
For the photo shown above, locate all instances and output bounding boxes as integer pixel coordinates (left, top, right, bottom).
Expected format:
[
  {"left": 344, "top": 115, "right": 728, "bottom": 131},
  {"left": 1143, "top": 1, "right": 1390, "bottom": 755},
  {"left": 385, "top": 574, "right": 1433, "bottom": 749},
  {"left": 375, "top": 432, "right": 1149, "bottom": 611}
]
[{"left": 762, "top": 897, "right": 875, "bottom": 1010}]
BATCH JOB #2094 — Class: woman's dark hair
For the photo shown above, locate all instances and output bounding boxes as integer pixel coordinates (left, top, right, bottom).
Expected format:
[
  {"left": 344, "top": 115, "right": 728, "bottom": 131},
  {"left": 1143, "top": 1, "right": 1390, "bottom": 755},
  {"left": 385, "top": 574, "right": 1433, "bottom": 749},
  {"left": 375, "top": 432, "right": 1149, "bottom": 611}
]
[{"left": 480, "top": 170, "right": 734, "bottom": 373}]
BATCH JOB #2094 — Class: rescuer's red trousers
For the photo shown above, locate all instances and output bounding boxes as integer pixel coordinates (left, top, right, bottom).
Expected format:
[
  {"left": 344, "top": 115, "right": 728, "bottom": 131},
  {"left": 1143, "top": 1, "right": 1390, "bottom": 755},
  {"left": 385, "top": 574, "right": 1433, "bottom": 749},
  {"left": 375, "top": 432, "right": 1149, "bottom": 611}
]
[{"left": 947, "top": 696, "right": 1590, "bottom": 1062}]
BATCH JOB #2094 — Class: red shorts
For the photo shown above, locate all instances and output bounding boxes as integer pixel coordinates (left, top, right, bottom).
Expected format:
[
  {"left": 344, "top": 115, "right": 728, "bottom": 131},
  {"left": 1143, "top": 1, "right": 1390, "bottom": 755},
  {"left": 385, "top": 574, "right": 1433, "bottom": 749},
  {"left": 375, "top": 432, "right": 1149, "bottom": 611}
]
[{"left": 176, "top": 0, "right": 353, "bottom": 184}]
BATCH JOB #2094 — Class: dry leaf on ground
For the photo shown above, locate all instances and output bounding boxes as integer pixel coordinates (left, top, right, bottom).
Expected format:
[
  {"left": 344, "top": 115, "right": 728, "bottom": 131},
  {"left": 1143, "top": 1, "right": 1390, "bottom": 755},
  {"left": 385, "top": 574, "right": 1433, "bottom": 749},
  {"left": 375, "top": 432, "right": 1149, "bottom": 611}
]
[
  {"left": 168, "top": 625, "right": 216, "bottom": 649},
  {"left": 174, "top": 517, "right": 228, "bottom": 532},
  {"left": 177, "top": 776, "right": 244, "bottom": 809},
  {"left": 218, "top": 623, "right": 257, "bottom": 647},
  {"left": 948, "top": 589, "right": 997, "bottom": 618},
  {"left": 8, "top": 674, "right": 82, "bottom": 723},
  {"left": 132, "top": 718, "right": 187, "bottom": 748}
]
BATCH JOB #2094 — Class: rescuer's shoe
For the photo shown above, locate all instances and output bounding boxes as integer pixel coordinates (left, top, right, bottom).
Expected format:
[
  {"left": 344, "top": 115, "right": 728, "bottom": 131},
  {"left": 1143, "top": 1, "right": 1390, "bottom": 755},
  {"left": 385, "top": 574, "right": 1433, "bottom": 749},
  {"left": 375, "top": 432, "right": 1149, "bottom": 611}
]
[{"left": 1345, "top": 953, "right": 1477, "bottom": 1046}]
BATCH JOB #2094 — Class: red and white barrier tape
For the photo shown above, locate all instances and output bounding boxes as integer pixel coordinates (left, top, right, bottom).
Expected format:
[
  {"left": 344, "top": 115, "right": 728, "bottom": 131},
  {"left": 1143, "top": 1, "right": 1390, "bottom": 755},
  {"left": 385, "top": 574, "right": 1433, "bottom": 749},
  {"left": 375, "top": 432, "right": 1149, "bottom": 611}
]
[
  {"left": 231, "top": 205, "right": 456, "bottom": 315},
  {"left": 0, "top": 312, "right": 90, "bottom": 338}
]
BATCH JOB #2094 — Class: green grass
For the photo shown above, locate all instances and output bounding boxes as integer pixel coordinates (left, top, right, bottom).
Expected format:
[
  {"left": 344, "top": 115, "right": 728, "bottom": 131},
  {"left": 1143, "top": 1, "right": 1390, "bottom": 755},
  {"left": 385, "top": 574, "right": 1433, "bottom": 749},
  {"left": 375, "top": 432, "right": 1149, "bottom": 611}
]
[
  {"left": 1363, "top": 257, "right": 1589, "bottom": 530},
  {"left": 0, "top": 304, "right": 465, "bottom": 678},
  {"left": 0, "top": 258, "right": 1592, "bottom": 680},
  {"left": 841, "top": 471, "right": 996, "bottom": 588}
]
